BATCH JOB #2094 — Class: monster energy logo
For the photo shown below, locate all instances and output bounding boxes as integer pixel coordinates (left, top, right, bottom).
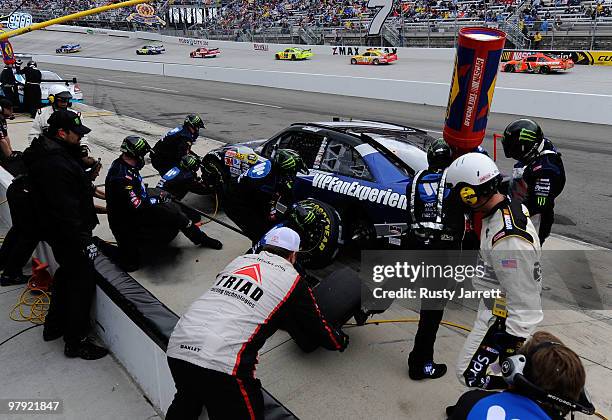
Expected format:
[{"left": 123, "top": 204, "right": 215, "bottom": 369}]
[
  {"left": 134, "top": 138, "right": 146, "bottom": 151},
  {"left": 74, "top": 117, "right": 81, "bottom": 125},
  {"left": 280, "top": 157, "right": 296, "bottom": 169},
  {"left": 537, "top": 196, "right": 547, "bottom": 206},
  {"left": 519, "top": 128, "right": 537, "bottom": 142}
]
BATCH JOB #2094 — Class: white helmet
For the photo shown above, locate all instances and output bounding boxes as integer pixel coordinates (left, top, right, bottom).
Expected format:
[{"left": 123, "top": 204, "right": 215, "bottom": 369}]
[
  {"left": 446, "top": 153, "right": 501, "bottom": 206},
  {"left": 48, "top": 85, "right": 72, "bottom": 105}
]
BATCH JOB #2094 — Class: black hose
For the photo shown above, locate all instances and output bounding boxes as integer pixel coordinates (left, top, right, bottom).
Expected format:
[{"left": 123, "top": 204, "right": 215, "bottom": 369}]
[{"left": 174, "top": 199, "right": 247, "bottom": 237}]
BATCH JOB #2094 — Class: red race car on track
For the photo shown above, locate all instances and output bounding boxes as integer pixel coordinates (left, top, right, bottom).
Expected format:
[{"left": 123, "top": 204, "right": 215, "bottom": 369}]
[
  {"left": 190, "top": 47, "right": 220, "bottom": 58},
  {"left": 501, "top": 53, "right": 574, "bottom": 74}
]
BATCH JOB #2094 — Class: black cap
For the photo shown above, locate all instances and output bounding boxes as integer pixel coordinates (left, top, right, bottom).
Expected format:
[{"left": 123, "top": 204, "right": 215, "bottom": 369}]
[{"left": 47, "top": 110, "right": 91, "bottom": 136}]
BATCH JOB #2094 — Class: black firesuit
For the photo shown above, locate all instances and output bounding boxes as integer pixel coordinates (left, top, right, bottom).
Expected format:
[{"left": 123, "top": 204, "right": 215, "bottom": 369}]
[
  {"left": 510, "top": 139, "right": 565, "bottom": 243},
  {"left": 151, "top": 126, "right": 197, "bottom": 176},
  {"left": 1, "top": 65, "right": 19, "bottom": 107},
  {"left": 105, "top": 157, "right": 204, "bottom": 269},
  {"left": 21, "top": 65, "right": 42, "bottom": 118},
  {"left": 22, "top": 133, "right": 98, "bottom": 345}
]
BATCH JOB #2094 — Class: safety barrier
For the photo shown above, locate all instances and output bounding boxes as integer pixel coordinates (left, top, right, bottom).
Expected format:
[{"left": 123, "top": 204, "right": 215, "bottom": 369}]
[{"left": 502, "top": 49, "right": 612, "bottom": 65}]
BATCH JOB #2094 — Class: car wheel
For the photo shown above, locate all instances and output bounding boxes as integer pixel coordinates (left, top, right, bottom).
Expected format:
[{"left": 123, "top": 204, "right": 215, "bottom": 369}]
[
  {"left": 275, "top": 54, "right": 280, "bottom": 60},
  {"left": 350, "top": 58, "right": 357, "bottom": 65},
  {"left": 373, "top": 59, "right": 380, "bottom": 65},
  {"left": 504, "top": 64, "right": 515, "bottom": 72},
  {"left": 201, "top": 155, "right": 229, "bottom": 200},
  {"left": 540, "top": 65, "right": 550, "bottom": 74},
  {"left": 293, "top": 199, "right": 343, "bottom": 269},
  {"left": 291, "top": 55, "right": 296, "bottom": 61}
]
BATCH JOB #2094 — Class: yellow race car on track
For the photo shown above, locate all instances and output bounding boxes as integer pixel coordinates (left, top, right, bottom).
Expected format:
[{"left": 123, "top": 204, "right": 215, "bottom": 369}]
[
  {"left": 274, "top": 47, "right": 313, "bottom": 61},
  {"left": 350, "top": 49, "right": 398, "bottom": 65}
]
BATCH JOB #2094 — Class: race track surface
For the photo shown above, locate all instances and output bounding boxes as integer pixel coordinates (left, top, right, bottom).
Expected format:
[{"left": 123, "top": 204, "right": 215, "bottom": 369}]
[{"left": 13, "top": 30, "right": 612, "bottom": 96}]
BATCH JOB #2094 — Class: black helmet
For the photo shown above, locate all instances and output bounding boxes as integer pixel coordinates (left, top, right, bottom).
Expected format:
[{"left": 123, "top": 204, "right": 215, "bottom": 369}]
[
  {"left": 27, "top": 60, "right": 37, "bottom": 68},
  {"left": 502, "top": 119, "right": 544, "bottom": 161},
  {"left": 427, "top": 139, "right": 453, "bottom": 170},
  {"left": 273, "top": 149, "right": 308, "bottom": 176},
  {"left": 184, "top": 114, "right": 205, "bottom": 130},
  {"left": 180, "top": 154, "right": 200, "bottom": 172},
  {"left": 120, "top": 135, "right": 151, "bottom": 169}
]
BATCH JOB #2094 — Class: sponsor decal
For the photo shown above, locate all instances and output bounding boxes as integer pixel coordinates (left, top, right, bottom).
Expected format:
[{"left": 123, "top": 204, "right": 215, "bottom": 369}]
[
  {"left": 180, "top": 344, "right": 201, "bottom": 352},
  {"left": 311, "top": 173, "right": 407, "bottom": 210},
  {"left": 501, "top": 259, "right": 517, "bottom": 269},
  {"left": 464, "top": 57, "right": 485, "bottom": 127},
  {"left": 7, "top": 12, "right": 32, "bottom": 30},
  {"left": 212, "top": 273, "right": 264, "bottom": 307},
  {"left": 127, "top": 3, "right": 166, "bottom": 26},
  {"left": 492, "top": 231, "right": 506, "bottom": 243},
  {"left": 253, "top": 43, "right": 269, "bottom": 52},
  {"left": 502, "top": 209, "right": 513, "bottom": 230},
  {"left": 232, "top": 264, "right": 263, "bottom": 284},
  {"left": 502, "top": 49, "right": 612, "bottom": 65},
  {"left": 179, "top": 37, "right": 209, "bottom": 47},
  {"left": 331, "top": 46, "right": 398, "bottom": 56}
]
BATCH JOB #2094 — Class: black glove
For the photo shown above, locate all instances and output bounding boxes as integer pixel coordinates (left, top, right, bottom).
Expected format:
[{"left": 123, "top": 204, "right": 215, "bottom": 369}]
[
  {"left": 336, "top": 329, "right": 349, "bottom": 352},
  {"left": 493, "top": 331, "right": 525, "bottom": 361},
  {"left": 158, "top": 190, "right": 172, "bottom": 203}
]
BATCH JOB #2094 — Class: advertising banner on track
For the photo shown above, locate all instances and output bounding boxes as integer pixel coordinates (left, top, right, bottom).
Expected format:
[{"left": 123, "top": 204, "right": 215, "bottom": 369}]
[
  {"left": 502, "top": 49, "right": 612, "bottom": 65},
  {"left": 127, "top": 3, "right": 166, "bottom": 26}
]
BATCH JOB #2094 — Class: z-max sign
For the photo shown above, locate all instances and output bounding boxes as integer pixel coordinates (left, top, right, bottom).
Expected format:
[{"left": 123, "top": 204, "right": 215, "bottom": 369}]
[{"left": 332, "top": 46, "right": 398, "bottom": 56}]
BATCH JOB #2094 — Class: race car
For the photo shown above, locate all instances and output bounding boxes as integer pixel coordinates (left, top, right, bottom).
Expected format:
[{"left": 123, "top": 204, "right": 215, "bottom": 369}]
[
  {"left": 350, "top": 49, "right": 398, "bottom": 65},
  {"left": 56, "top": 44, "right": 81, "bottom": 54},
  {"left": 275, "top": 47, "right": 313, "bottom": 61},
  {"left": 501, "top": 53, "right": 574, "bottom": 74},
  {"left": 2, "top": 70, "right": 84, "bottom": 104},
  {"left": 136, "top": 45, "right": 165, "bottom": 55},
  {"left": 190, "top": 47, "right": 220, "bottom": 58},
  {"left": 203, "top": 120, "right": 435, "bottom": 257}
]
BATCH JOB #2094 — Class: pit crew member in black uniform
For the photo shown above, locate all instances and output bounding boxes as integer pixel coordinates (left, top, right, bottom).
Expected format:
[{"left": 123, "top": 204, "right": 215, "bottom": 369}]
[
  {"left": 447, "top": 331, "right": 592, "bottom": 420},
  {"left": 106, "top": 136, "right": 222, "bottom": 271},
  {"left": 1, "top": 62, "right": 19, "bottom": 107},
  {"left": 157, "top": 154, "right": 213, "bottom": 200},
  {"left": 166, "top": 226, "right": 348, "bottom": 420},
  {"left": 151, "top": 114, "right": 205, "bottom": 176},
  {"left": 22, "top": 61, "right": 42, "bottom": 118},
  {"left": 502, "top": 119, "right": 566, "bottom": 244},
  {"left": 23, "top": 109, "right": 107, "bottom": 359},
  {"left": 224, "top": 149, "right": 309, "bottom": 242},
  {"left": 446, "top": 153, "right": 543, "bottom": 390},
  {"left": 405, "top": 139, "right": 466, "bottom": 380},
  {"left": 0, "top": 98, "right": 25, "bottom": 175}
]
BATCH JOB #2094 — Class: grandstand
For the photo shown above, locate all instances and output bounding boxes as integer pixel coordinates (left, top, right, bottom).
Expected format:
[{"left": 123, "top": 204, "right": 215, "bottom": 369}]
[{"left": 1, "top": 0, "right": 611, "bottom": 49}]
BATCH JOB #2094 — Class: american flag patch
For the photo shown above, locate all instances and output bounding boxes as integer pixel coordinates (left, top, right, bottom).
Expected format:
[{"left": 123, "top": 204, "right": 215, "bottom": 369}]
[{"left": 501, "top": 259, "right": 517, "bottom": 269}]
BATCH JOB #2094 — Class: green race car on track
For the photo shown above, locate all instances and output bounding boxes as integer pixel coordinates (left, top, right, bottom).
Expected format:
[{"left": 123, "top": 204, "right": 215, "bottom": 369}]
[{"left": 275, "top": 47, "right": 313, "bottom": 61}]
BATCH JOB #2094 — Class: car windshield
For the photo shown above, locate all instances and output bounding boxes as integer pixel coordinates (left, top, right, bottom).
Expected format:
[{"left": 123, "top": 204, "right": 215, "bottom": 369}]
[
  {"left": 41, "top": 71, "right": 61, "bottom": 81},
  {"left": 334, "top": 127, "right": 434, "bottom": 151}
]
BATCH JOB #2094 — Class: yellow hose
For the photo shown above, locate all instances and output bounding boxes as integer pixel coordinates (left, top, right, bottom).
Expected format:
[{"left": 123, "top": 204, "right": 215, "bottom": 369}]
[
  {"left": 9, "top": 280, "right": 50, "bottom": 325},
  {"left": 345, "top": 317, "right": 473, "bottom": 333}
]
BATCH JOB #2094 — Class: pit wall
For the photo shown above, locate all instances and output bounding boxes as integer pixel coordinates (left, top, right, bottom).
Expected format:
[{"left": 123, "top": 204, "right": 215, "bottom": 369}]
[{"left": 33, "top": 25, "right": 612, "bottom": 126}]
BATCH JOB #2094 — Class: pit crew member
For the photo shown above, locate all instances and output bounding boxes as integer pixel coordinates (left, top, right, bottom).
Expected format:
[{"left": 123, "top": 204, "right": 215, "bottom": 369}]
[
  {"left": 105, "top": 136, "right": 222, "bottom": 271},
  {"left": 446, "top": 153, "right": 543, "bottom": 390},
  {"left": 21, "top": 61, "right": 42, "bottom": 118},
  {"left": 157, "top": 154, "right": 213, "bottom": 200},
  {"left": 1, "top": 62, "right": 19, "bottom": 107},
  {"left": 151, "top": 114, "right": 205, "bottom": 176},
  {"left": 166, "top": 226, "right": 348, "bottom": 420},
  {"left": 502, "top": 119, "right": 566, "bottom": 244}
]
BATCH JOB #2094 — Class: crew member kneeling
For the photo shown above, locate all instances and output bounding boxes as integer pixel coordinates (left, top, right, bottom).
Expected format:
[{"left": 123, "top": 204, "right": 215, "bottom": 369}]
[
  {"left": 105, "top": 136, "right": 221, "bottom": 271},
  {"left": 166, "top": 227, "right": 348, "bottom": 420}
]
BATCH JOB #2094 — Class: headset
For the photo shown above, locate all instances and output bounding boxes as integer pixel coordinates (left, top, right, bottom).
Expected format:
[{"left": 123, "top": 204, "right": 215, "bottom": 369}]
[
  {"left": 48, "top": 91, "right": 72, "bottom": 107},
  {"left": 457, "top": 175, "right": 502, "bottom": 207},
  {"left": 501, "top": 341, "right": 595, "bottom": 418}
]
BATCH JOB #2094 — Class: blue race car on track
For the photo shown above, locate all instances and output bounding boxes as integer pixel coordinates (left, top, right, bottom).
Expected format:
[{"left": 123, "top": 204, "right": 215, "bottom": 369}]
[
  {"left": 56, "top": 44, "right": 81, "bottom": 54},
  {"left": 204, "top": 120, "right": 435, "bottom": 249}
]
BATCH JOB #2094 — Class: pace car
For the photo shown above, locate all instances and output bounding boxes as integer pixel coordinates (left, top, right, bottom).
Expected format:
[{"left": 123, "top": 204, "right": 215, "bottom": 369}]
[
  {"left": 501, "top": 53, "right": 574, "bottom": 74},
  {"left": 275, "top": 47, "right": 313, "bottom": 61},
  {"left": 56, "top": 44, "right": 81, "bottom": 54},
  {"left": 204, "top": 120, "right": 435, "bottom": 246},
  {"left": 190, "top": 47, "right": 220, "bottom": 58},
  {"left": 136, "top": 45, "right": 165, "bottom": 55},
  {"left": 350, "top": 49, "right": 398, "bottom": 65}
]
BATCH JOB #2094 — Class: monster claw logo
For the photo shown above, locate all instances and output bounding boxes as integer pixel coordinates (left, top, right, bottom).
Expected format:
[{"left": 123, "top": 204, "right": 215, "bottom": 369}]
[
  {"left": 367, "top": 0, "right": 393, "bottom": 36},
  {"left": 518, "top": 128, "right": 537, "bottom": 142}
]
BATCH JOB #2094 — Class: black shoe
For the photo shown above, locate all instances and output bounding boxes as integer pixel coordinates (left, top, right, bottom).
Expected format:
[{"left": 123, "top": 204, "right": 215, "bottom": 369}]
[
  {"left": 64, "top": 337, "right": 108, "bottom": 360},
  {"left": 446, "top": 405, "right": 456, "bottom": 416},
  {"left": 200, "top": 234, "right": 223, "bottom": 250},
  {"left": 408, "top": 361, "right": 447, "bottom": 380},
  {"left": 0, "top": 273, "right": 29, "bottom": 287},
  {"left": 43, "top": 324, "right": 63, "bottom": 342}
]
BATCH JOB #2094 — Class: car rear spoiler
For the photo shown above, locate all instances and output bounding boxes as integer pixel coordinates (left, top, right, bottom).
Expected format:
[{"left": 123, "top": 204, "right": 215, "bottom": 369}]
[{"left": 39, "top": 77, "right": 78, "bottom": 86}]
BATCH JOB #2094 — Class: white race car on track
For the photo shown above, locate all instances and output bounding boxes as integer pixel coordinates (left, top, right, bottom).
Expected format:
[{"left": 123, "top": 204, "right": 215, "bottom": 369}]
[{"left": 15, "top": 70, "right": 83, "bottom": 104}]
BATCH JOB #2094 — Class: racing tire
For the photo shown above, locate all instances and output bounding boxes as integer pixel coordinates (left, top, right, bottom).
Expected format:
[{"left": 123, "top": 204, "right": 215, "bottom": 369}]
[
  {"left": 201, "top": 155, "right": 229, "bottom": 200},
  {"left": 294, "top": 199, "right": 343, "bottom": 269},
  {"left": 350, "top": 58, "right": 357, "bottom": 65},
  {"left": 504, "top": 64, "right": 515, "bottom": 73},
  {"left": 373, "top": 59, "right": 380, "bottom": 65},
  {"left": 275, "top": 54, "right": 280, "bottom": 60},
  {"left": 291, "top": 55, "right": 296, "bottom": 61},
  {"left": 539, "top": 65, "right": 550, "bottom": 74}
]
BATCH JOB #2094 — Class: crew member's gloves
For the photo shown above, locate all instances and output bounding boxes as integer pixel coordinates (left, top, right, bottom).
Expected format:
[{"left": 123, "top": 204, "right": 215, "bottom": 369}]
[
  {"left": 158, "top": 190, "right": 172, "bottom": 203},
  {"left": 493, "top": 331, "right": 525, "bottom": 361},
  {"left": 336, "top": 329, "right": 349, "bottom": 352}
]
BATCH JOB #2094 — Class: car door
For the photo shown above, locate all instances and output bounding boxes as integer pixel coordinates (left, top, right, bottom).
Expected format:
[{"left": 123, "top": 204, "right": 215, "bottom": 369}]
[
  {"left": 525, "top": 56, "right": 537, "bottom": 71},
  {"left": 360, "top": 52, "right": 370, "bottom": 64}
]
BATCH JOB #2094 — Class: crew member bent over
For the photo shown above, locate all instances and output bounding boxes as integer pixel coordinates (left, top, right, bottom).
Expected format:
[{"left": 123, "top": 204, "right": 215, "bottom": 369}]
[
  {"left": 151, "top": 114, "right": 205, "bottom": 176},
  {"left": 166, "top": 227, "right": 348, "bottom": 420}
]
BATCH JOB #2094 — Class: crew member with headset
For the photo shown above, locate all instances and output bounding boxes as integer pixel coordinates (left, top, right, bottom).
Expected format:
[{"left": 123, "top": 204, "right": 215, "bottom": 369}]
[
  {"left": 23, "top": 109, "right": 107, "bottom": 359},
  {"left": 447, "top": 331, "right": 594, "bottom": 419},
  {"left": 29, "top": 85, "right": 90, "bottom": 155},
  {"left": 105, "top": 136, "right": 222, "bottom": 272},
  {"left": 502, "top": 119, "right": 566, "bottom": 244},
  {"left": 21, "top": 61, "right": 42, "bottom": 118},
  {"left": 405, "top": 139, "right": 470, "bottom": 380},
  {"left": 166, "top": 226, "right": 348, "bottom": 420},
  {"left": 445, "top": 153, "right": 543, "bottom": 390},
  {"left": 151, "top": 114, "right": 205, "bottom": 176},
  {"left": 1, "top": 62, "right": 19, "bottom": 107}
]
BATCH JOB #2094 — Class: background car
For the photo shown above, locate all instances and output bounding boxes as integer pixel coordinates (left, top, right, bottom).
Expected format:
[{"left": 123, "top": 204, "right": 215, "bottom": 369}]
[
  {"left": 501, "top": 53, "right": 574, "bottom": 74},
  {"left": 190, "top": 47, "right": 220, "bottom": 58},
  {"left": 7, "top": 70, "right": 83, "bottom": 104},
  {"left": 350, "top": 49, "right": 398, "bottom": 65},
  {"left": 204, "top": 120, "right": 435, "bottom": 249},
  {"left": 275, "top": 47, "right": 313, "bottom": 61},
  {"left": 56, "top": 44, "right": 81, "bottom": 54},
  {"left": 136, "top": 45, "right": 165, "bottom": 55}
]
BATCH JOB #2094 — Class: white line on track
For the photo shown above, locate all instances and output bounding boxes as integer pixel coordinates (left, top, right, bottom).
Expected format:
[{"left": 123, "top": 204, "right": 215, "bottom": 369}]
[
  {"left": 97, "top": 79, "right": 125, "bottom": 84},
  {"left": 219, "top": 97, "right": 282, "bottom": 109},
  {"left": 141, "top": 86, "right": 179, "bottom": 93}
]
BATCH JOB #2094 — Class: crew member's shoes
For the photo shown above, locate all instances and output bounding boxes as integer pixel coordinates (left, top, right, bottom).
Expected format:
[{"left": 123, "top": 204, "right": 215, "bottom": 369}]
[
  {"left": 446, "top": 405, "right": 456, "bottom": 416},
  {"left": 200, "top": 234, "right": 223, "bottom": 250},
  {"left": 65, "top": 337, "right": 109, "bottom": 360},
  {"left": 43, "top": 324, "right": 64, "bottom": 342},
  {"left": 408, "top": 361, "right": 447, "bottom": 380},
  {"left": 0, "top": 273, "right": 30, "bottom": 287}
]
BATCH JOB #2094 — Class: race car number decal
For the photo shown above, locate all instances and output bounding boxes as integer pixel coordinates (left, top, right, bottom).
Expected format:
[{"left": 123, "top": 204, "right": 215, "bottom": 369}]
[{"left": 367, "top": 0, "right": 393, "bottom": 36}]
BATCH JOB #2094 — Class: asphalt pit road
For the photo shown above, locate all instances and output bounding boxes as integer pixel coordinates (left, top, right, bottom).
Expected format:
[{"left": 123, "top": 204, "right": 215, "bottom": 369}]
[{"left": 554, "top": 214, "right": 576, "bottom": 226}]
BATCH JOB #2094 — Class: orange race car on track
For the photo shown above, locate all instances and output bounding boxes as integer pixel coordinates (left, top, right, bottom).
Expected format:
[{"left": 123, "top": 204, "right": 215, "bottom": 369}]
[{"left": 501, "top": 53, "right": 574, "bottom": 74}]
